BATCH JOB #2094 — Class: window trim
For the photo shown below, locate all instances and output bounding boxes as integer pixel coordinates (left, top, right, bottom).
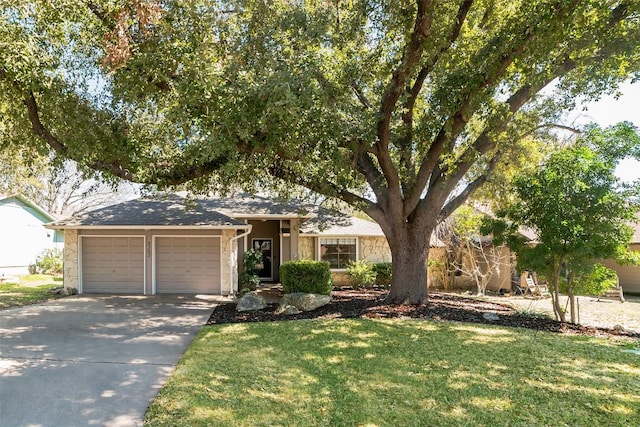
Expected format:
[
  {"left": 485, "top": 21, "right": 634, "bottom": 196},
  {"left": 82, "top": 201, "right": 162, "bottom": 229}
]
[{"left": 317, "top": 237, "right": 359, "bottom": 271}]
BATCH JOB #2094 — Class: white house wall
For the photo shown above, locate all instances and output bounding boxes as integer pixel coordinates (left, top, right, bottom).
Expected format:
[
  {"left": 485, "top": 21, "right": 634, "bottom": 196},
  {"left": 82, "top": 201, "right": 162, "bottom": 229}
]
[{"left": 0, "top": 198, "right": 59, "bottom": 275}]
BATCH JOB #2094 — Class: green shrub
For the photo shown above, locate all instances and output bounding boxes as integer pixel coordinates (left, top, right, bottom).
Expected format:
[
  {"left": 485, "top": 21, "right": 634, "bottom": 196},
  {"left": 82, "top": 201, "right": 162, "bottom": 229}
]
[
  {"left": 280, "top": 260, "right": 333, "bottom": 295},
  {"left": 372, "top": 262, "right": 393, "bottom": 288},
  {"left": 346, "top": 259, "right": 376, "bottom": 288},
  {"left": 240, "top": 249, "right": 262, "bottom": 291},
  {"left": 35, "top": 248, "right": 63, "bottom": 275}
]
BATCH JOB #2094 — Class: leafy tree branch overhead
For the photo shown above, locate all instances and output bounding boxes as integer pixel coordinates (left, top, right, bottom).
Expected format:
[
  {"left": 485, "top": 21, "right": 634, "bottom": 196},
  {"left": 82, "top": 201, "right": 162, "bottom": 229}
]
[{"left": 1, "top": 1, "right": 639, "bottom": 303}]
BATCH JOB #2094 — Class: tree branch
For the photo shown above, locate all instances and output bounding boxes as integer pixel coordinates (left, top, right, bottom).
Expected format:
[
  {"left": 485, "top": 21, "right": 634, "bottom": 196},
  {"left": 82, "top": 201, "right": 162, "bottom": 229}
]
[{"left": 439, "top": 150, "right": 503, "bottom": 220}]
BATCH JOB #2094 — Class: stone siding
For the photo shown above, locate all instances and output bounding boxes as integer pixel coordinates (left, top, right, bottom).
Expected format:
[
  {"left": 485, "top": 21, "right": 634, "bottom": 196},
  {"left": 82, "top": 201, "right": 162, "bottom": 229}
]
[
  {"left": 63, "top": 229, "right": 79, "bottom": 290},
  {"left": 220, "top": 229, "right": 236, "bottom": 295},
  {"left": 298, "top": 236, "right": 315, "bottom": 260},
  {"left": 360, "top": 236, "right": 391, "bottom": 263}
]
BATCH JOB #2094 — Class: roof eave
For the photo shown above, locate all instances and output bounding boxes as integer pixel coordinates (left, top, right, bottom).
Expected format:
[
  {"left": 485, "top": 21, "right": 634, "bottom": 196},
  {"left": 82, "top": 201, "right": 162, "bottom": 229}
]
[{"left": 45, "top": 224, "right": 251, "bottom": 230}]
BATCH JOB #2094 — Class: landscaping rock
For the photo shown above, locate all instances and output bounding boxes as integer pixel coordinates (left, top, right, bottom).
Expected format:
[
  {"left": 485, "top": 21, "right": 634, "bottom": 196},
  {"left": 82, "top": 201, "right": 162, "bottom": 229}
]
[
  {"left": 58, "top": 287, "right": 78, "bottom": 296},
  {"left": 280, "top": 292, "right": 331, "bottom": 312},
  {"left": 236, "top": 292, "right": 267, "bottom": 312},
  {"left": 276, "top": 305, "right": 301, "bottom": 316},
  {"left": 482, "top": 312, "right": 500, "bottom": 321}
]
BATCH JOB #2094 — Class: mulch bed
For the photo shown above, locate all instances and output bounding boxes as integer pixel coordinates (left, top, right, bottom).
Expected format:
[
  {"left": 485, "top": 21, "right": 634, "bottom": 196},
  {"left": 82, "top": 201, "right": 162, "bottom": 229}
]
[{"left": 207, "top": 289, "right": 640, "bottom": 339}]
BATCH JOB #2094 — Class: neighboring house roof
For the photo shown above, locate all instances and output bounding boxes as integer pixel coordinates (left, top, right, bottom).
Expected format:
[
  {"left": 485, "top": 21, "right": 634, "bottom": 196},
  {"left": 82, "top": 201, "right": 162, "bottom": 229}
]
[
  {"left": 47, "top": 194, "right": 248, "bottom": 229},
  {"left": 0, "top": 194, "right": 56, "bottom": 223}
]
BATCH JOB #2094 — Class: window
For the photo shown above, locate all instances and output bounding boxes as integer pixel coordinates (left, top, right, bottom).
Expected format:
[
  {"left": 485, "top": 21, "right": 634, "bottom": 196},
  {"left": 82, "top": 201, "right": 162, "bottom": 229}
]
[{"left": 319, "top": 238, "right": 357, "bottom": 269}]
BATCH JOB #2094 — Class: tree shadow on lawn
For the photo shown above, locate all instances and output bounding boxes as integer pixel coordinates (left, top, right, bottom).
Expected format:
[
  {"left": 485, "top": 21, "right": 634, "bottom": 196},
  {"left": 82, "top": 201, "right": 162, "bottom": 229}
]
[{"left": 147, "top": 319, "right": 640, "bottom": 427}]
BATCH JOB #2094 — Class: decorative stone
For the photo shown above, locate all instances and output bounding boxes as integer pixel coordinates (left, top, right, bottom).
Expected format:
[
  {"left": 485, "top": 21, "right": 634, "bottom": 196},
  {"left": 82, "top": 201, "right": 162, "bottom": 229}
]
[
  {"left": 236, "top": 292, "right": 267, "bottom": 312},
  {"left": 482, "top": 312, "right": 500, "bottom": 321},
  {"left": 276, "top": 305, "right": 301, "bottom": 315},
  {"left": 58, "top": 287, "right": 78, "bottom": 296},
  {"left": 280, "top": 293, "right": 331, "bottom": 312}
]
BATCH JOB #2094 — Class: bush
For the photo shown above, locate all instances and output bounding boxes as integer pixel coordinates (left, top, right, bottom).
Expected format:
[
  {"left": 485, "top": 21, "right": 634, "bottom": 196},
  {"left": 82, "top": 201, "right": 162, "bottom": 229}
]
[
  {"left": 280, "top": 260, "right": 333, "bottom": 295},
  {"left": 372, "top": 262, "right": 393, "bottom": 288},
  {"left": 240, "top": 249, "right": 262, "bottom": 291},
  {"left": 346, "top": 259, "right": 376, "bottom": 288},
  {"left": 35, "top": 248, "right": 63, "bottom": 275}
]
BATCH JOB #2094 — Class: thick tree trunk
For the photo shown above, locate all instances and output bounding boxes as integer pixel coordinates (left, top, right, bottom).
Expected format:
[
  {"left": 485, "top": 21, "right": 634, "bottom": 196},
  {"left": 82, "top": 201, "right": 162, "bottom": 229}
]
[{"left": 384, "top": 232, "right": 431, "bottom": 305}]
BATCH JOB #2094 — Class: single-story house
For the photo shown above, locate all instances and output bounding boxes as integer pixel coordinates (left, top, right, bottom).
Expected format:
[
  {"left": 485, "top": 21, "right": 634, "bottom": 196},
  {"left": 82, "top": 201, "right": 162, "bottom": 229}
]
[
  {"left": 0, "top": 194, "right": 64, "bottom": 276},
  {"left": 601, "top": 217, "right": 640, "bottom": 295},
  {"left": 47, "top": 193, "right": 514, "bottom": 295}
]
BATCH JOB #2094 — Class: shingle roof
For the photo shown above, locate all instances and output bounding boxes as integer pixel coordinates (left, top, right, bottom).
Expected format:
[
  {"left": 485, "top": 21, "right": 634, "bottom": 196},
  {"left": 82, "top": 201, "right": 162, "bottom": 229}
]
[
  {"left": 48, "top": 194, "right": 247, "bottom": 228},
  {"left": 301, "top": 212, "right": 444, "bottom": 247},
  {"left": 301, "top": 215, "right": 385, "bottom": 236},
  {"left": 192, "top": 192, "right": 314, "bottom": 218}
]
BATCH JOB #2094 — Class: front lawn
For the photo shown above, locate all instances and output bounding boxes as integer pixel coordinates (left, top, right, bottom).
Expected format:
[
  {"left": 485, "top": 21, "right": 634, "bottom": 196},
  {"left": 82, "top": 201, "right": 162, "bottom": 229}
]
[
  {"left": 145, "top": 319, "right": 640, "bottom": 427},
  {"left": 0, "top": 275, "right": 63, "bottom": 309}
]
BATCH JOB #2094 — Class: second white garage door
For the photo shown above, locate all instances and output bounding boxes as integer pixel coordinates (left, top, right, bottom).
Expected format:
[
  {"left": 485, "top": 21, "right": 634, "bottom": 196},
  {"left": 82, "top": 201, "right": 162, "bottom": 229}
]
[{"left": 155, "top": 237, "right": 221, "bottom": 293}]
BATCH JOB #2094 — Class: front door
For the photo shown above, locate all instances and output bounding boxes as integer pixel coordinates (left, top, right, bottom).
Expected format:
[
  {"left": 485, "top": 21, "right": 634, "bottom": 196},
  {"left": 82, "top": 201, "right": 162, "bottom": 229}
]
[{"left": 252, "top": 238, "right": 273, "bottom": 281}]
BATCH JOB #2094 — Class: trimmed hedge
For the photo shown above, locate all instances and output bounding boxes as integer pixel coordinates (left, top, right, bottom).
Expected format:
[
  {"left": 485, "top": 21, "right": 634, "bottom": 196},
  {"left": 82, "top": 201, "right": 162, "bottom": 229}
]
[
  {"left": 373, "top": 262, "right": 393, "bottom": 288},
  {"left": 280, "top": 260, "right": 333, "bottom": 295}
]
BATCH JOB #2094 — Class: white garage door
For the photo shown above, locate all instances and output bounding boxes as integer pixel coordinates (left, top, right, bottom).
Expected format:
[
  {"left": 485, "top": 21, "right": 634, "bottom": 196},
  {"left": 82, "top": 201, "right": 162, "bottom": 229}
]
[
  {"left": 82, "top": 237, "right": 145, "bottom": 293},
  {"left": 155, "top": 237, "right": 221, "bottom": 293}
]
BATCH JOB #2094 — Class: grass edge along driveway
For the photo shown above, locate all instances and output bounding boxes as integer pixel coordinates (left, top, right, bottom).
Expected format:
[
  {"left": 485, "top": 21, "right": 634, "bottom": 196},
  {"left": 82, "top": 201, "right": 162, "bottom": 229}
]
[{"left": 145, "top": 319, "right": 640, "bottom": 427}]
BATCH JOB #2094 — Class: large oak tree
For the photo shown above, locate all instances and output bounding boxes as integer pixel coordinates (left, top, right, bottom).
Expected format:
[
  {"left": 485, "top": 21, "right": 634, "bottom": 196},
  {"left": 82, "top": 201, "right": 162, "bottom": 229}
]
[{"left": 1, "top": 1, "right": 639, "bottom": 303}]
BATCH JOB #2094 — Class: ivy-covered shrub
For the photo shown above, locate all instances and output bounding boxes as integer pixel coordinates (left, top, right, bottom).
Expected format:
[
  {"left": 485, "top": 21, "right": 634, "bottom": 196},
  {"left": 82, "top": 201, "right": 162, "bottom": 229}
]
[
  {"left": 280, "top": 260, "right": 333, "bottom": 295},
  {"left": 346, "top": 259, "right": 376, "bottom": 288},
  {"left": 372, "top": 262, "right": 393, "bottom": 288},
  {"left": 35, "top": 248, "right": 63, "bottom": 275}
]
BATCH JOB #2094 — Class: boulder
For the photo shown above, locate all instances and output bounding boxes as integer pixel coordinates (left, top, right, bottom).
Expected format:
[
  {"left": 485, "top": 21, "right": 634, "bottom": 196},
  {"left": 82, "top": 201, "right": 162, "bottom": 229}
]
[
  {"left": 276, "top": 305, "right": 301, "bottom": 316},
  {"left": 280, "top": 292, "right": 331, "bottom": 312},
  {"left": 58, "top": 287, "right": 78, "bottom": 296},
  {"left": 236, "top": 292, "right": 267, "bottom": 312},
  {"left": 482, "top": 312, "right": 500, "bottom": 321}
]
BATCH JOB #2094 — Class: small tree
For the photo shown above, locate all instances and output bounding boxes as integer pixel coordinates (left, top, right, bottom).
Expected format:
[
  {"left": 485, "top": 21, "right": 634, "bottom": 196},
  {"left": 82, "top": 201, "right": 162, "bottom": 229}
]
[
  {"left": 436, "top": 206, "right": 507, "bottom": 295},
  {"left": 487, "top": 124, "right": 640, "bottom": 323}
]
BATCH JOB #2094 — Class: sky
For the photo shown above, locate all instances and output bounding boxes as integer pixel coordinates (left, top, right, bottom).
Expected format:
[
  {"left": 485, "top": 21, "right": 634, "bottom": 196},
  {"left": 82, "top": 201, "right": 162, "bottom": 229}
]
[{"left": 573, "top": 80, "right": 640, "bottom": 183}]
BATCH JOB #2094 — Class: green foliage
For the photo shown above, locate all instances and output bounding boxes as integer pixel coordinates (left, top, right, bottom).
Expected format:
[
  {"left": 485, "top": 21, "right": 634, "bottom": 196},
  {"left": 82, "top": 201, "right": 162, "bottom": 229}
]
[
  {"left": 560, "top": 264, "right": 619, "bottom": 297},
  {"left": 346, "top": 259, "right": 376, "bottom": 288},
  {"left": 240, "top": 249, "right": 262, "bottom": 291},
  {"left": 280, "top": 260, "right": 333, "bottom": 295},
  {"left": 372, "top": 262, "right": 393, "bottom": 289},
  {"left": 35, "top": 248, "right": 63, "bottom": 275}
]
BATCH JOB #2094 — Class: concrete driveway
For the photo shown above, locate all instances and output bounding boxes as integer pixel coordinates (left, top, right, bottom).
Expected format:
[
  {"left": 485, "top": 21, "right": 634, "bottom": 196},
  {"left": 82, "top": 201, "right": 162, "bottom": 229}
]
[{"left": 0, "top": 295, "right": 218, "bottom": 427}]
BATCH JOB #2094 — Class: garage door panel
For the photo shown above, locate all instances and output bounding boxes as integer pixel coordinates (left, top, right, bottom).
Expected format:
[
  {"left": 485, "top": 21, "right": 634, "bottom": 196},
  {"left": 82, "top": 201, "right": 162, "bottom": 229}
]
[
  {"left": 156, "top": 237, "right": 220, "bottom": 294},
  {"left": 82, "top": 237, "right": 144, "bottom": 294}
]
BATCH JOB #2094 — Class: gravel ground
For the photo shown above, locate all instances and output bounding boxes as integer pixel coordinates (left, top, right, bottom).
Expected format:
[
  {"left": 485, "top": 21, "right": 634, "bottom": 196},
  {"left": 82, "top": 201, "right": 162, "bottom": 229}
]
[{"left": 478, "top": 293, "right": 640, "bottom": 333}]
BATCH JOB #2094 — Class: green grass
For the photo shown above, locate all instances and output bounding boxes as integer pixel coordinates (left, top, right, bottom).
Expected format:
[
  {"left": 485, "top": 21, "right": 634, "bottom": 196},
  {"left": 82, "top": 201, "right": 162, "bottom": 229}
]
[
  {"left": 0, "top": 275, "right": 63, "bottom": 309},
  {"left": 145, "top": 319, "right": 640, "bottom": 427}
]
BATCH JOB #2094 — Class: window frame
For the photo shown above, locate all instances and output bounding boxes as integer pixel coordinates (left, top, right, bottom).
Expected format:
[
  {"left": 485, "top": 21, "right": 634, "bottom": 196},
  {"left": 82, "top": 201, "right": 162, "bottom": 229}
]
[{"left": 317, "top": 237, "right": 359, "bottom": 271}]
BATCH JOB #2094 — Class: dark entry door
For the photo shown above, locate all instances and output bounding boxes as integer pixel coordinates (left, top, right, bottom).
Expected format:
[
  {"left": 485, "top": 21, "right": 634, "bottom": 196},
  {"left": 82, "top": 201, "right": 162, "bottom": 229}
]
[{"left": 252, "top": 238, "right": 273, "bottom": 280}]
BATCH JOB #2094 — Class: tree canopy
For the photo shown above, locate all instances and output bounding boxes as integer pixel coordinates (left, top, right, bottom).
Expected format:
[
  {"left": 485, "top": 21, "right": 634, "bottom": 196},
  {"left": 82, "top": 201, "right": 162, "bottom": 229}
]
[{"left": 2, "top": 1, "right": 639, "bottom": 303}]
